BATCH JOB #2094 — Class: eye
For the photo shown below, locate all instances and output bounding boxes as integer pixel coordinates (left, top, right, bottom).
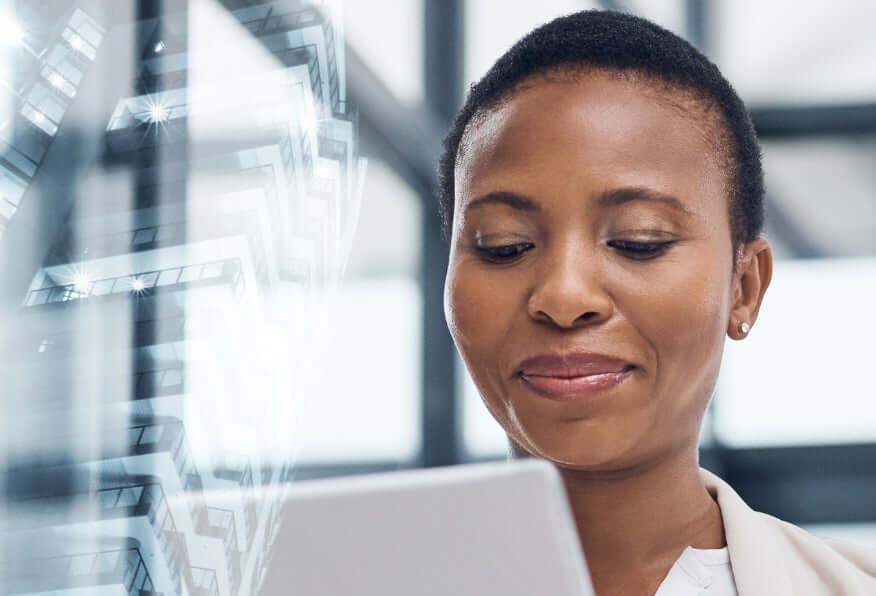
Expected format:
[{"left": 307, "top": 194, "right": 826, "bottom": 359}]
[
  {"left": 475, "top": 242, "right": 535, "bottom": 264},
  {"left": 607, "top": 239, "right": 673, "bottom": 260}
]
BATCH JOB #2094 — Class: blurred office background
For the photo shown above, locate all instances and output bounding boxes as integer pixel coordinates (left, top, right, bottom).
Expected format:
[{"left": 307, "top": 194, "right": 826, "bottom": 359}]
[{"left": 0, "top": 0, "right": 873, "bottom": 594}]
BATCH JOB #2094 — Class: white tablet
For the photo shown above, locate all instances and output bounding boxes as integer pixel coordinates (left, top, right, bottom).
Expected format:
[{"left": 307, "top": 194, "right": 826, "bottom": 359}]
[{"left": 255, "top": 459, "right": 594, "bottom": 596}]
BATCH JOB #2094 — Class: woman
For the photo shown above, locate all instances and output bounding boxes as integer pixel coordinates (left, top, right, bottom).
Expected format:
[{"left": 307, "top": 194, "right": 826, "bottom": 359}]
[{"left": 439, "top": 10, "right": 876, "bottom": 596}]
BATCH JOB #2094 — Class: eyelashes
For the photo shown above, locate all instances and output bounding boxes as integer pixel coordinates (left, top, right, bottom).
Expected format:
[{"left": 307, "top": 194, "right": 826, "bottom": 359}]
[
  {"left": 474, "top": 240, "right": 674, "bottom": 264},
  {"left": 475, "top": 243, "right": 535, "bottom": 264},
  {"left": 605, "top": 239, "right": 673, "bottom": 260}
]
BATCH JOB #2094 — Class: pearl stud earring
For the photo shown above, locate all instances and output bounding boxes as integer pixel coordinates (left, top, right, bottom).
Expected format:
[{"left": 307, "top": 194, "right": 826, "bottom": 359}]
[{"left": 738, "top": 322, "right": 751, "bottom": 334}]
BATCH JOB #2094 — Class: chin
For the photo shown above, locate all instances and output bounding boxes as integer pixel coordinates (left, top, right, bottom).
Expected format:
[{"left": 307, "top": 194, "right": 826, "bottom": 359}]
[{"left": 511, "top": 416, "right": 649, "bottom": 472}]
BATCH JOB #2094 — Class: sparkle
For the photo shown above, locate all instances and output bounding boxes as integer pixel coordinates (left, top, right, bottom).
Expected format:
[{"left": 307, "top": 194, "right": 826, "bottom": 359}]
[
  {"left": 148, "top": 103, "right": 168, "bottom": 123},
  {"left": 73, "top": 274, "right": 91, "bottom": 293},
  {"left": 131, "top": 278, "right": 146, "bottom": 292}
]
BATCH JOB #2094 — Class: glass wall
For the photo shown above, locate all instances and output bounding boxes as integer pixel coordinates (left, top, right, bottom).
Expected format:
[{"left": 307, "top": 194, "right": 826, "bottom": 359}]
[{"left": 0, "top": 1, "right": 395, "bottom": 594}]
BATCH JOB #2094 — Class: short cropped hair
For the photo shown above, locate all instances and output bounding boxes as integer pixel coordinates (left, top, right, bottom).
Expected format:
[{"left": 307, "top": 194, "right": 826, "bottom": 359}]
[{"left": 437, "top": 10, "right": 764, "bottom": 249}]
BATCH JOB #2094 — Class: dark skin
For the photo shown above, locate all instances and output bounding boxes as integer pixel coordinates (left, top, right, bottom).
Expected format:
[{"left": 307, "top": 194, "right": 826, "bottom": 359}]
[{"left": 444, "top": 71, "right": 772, "bottom": 596}]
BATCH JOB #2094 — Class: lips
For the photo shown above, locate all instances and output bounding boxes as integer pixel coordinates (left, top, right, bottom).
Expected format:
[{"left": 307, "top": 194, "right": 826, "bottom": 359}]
[{"left": 516, "top": 353, "right": 635, "bottom": 401}]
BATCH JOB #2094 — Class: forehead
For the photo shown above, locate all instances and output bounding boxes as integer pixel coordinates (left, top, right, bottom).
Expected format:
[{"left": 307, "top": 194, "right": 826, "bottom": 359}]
[{"left": 455, "top": 73, "right": 727, "bottom": 217}]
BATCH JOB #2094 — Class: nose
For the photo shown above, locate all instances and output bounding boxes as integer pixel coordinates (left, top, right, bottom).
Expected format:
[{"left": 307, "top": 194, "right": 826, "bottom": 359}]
[{"left": 526, "top": 243, "right": 613, "bottom": 329}]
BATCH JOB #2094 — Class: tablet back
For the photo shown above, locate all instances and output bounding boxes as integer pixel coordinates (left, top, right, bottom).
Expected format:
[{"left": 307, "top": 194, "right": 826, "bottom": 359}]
[{"left": 257, "top": 459, "right": 593, "bottom": 596}]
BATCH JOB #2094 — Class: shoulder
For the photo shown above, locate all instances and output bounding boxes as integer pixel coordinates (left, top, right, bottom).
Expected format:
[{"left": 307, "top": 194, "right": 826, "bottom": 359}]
[
  {"left": 757, "top": 511, "right": 876, "bottom": 594},
  {"left": 699, "top": 468, "right": 876, "bottom": 595}
]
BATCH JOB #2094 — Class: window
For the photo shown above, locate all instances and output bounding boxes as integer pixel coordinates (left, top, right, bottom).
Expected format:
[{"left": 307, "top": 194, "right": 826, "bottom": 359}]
[
  {"left": 760, "top": 138, "right": 876, "bottom": 259},
  {"left": 465, "top": 0, "right": 599, "bottom": 87},
  {"left": 295, "top": 159, "right": 422, "bottom": 464},
  {"left": 715, "top": 258, "right": 876, "bottom": 447},
  {"left": 344, "top": 0, "right": 424, "bottom": 104},
  {"left": 133, "top": 227, "right": 157, "bottom": 245},
  {"left": 715, "top": 1, "right": 876, "bottom": 105}
]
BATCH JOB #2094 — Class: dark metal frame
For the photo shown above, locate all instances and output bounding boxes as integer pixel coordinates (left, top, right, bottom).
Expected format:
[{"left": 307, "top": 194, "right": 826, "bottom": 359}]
[
  {"left": 702, "top": 444, "right": 876, "bottom": 525},
  {"left": 420, "top": 0, "right": 464, "bottom": 468}
]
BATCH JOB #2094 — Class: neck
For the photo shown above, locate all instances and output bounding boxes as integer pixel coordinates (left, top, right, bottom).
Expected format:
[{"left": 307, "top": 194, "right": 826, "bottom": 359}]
[{"left": 559, "top": 445, "right": 725, "bottom": 595}]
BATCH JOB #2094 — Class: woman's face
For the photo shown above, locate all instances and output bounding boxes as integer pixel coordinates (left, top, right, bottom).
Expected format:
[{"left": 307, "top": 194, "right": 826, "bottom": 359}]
[{"left": 445, "top": 72, "right": 744, "bottom": 470}]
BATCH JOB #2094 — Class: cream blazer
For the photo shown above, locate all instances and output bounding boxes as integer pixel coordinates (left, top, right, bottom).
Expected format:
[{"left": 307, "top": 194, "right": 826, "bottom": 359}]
[{"left": 700, "top": 469, "right": 876, "bottom": 595}]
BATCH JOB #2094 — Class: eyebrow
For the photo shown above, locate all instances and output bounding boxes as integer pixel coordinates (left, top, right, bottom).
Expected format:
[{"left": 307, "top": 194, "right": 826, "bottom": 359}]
[
  {"left": 464, "top": 191, "right": 541, "bottom": 213},
  {"left": 596, "top": 187, "right": 694, "bottom": 217},
  {"left": 463, "top": 186, "right": 694, "bottom": 217}
]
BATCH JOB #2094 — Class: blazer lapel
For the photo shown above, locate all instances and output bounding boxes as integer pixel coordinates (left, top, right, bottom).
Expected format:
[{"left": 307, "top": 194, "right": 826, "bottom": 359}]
[{"left": 699, "top": 468, "right": 795, "bottom": 596}]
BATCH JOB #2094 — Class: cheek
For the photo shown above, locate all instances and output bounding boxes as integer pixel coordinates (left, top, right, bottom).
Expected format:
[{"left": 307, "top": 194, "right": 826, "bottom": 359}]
[
  {"left": 447, "top": 264, "right": 502, "bottom": 355},
  {"left": 650, "top": 270, "right": 726, "bottom": 344},
  {"left": 444, "top": 262, "right": 522, "bottom": 403},
  {"left": 628, "top": 252, "right": 731, "bottom": 406}
]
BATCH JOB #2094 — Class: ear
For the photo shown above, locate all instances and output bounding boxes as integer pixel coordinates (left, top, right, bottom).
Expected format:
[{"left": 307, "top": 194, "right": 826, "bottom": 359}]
[{"left": 728, "top": 237, "right": 773, "bottom": 340}]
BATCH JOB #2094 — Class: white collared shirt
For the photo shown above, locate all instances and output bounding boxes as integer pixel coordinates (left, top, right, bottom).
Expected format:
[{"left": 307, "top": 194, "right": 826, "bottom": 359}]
[{"left": 655, "top": 546, "right": 738, "bottom": 595}]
